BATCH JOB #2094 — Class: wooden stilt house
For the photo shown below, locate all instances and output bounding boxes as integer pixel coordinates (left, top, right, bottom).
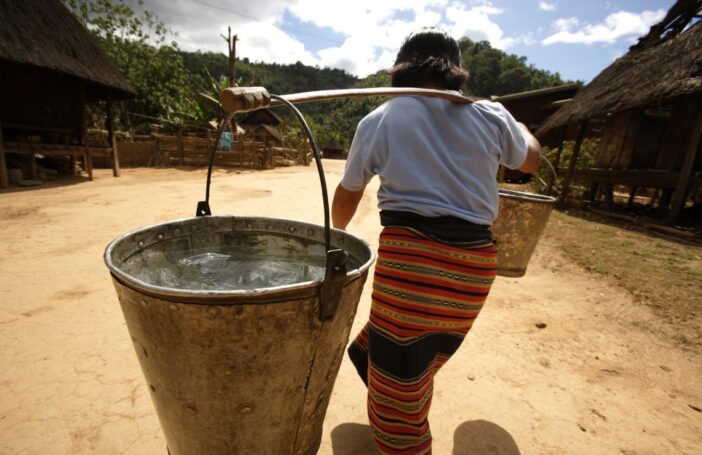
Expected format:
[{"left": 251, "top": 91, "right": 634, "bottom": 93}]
[
  {"left": 536, "top": 0, "right": 702, "bottom": 222},
  {"left": 0, "top": 0, "right": 136, "bottom": 188}
]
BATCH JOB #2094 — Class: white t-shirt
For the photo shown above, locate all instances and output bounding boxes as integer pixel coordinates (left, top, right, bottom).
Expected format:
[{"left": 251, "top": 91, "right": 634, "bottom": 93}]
[{"left": 339, "top": 95, "right": 528, "bottom": 225}]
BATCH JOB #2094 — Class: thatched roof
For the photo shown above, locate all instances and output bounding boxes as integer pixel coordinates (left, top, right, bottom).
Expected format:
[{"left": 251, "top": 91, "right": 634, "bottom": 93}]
[
  {"left": 0, "top": 0, "right": 136, "bottom": 99},
  {"left": 251, "top": 124, "right": 282, "bottom": 142},
  {"left": 240, "top": 109, "right": 283, "bottom": 127},
  {"left": 538, "top": 18, "right": 702, "bottom": 136}
]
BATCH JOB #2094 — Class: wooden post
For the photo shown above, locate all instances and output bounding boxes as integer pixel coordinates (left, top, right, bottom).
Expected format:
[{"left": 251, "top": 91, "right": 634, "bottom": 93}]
[
  {"left": 178, "top": 128, "right": 185, "bottom": 165},
  {"left": 558, "top": 121, "right": 588, "bottom": 207},
  {"left": 107, "top": 98, "right": 120, "bottom": 177},
  {"left": 81, "top": 88, "right": 93, "bottom": 181},
  {"left": 667, "top": 99, "right": 702, "bottom": 222},
  {"left": 628, "top": 187, "right": 638, "bottom": 206},
  {"left": 0, "top": 123, "right": 8, "bottom": 188},
  {"left": 221, "top": 27, "right": 239, "bottom": 87}
]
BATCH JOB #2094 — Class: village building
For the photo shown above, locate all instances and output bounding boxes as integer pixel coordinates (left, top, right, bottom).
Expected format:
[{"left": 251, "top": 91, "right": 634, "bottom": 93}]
[
  {"left": 321, "top": 140, "right": 345, "bottom": 159},
  {"left": 239, "top": 108, "right": 284, "bottom": 146},
  {"left": 0, "top": 0, "right": 136, "bottom": 188},
  {"left": 536, "top": 0, "right": 702, "bottom": 222},
  {"left": 493, "top": 83, "right": 581, "bottom": 182}
]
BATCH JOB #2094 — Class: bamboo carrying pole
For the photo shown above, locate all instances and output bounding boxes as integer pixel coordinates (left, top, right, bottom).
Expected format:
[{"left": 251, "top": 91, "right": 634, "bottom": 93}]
[{"left": 220, "top": 87, "right": 474, "bottom": 114}]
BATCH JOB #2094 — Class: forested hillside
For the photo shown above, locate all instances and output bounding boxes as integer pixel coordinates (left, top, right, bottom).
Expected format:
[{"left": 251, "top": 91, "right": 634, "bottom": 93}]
[
  {"left": 64, "top": 0, "right": 570, "bottom": 147},
  {"left": 181, "top": 39, "right": 571, "bottom": 146}
]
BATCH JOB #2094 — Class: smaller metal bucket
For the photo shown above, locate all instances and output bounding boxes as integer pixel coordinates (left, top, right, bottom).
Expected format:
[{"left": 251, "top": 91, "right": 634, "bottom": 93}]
[{"left": 491, "top": 189, "right": 556, "bottom": 277}]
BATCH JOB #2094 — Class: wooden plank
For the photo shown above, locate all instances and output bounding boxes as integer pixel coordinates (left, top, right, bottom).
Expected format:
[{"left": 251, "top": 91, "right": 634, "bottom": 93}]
[
  {"left": 617, "top": 109, "right": 642, "bottom": 169},
  {"left": 0, "top": 123, "right": 8, "bottom": 188},
  {"left": 558, "top": 121, "right": 588, "bottom": 206},
  {"left": 667, "top": 95, "right": 702, "bottom": 222},
  {"left": 554, "top": 168, "right": 683, "bottom": 187},
  {"left": 656, "top": 96, "right": 693, "bottom": 170},
  {"left": 107, "top": 99, "right": 120, "bottom": 177}
]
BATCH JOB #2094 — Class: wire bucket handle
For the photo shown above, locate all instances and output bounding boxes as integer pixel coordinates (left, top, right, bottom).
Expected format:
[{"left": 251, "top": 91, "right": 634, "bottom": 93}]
[{"left": 195, "top": 89, "right": 347, "bottom": 321}]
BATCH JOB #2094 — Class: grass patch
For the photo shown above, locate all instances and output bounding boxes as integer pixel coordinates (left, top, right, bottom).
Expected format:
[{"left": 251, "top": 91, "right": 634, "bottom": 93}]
[{"left": 543, "top": 209, "right": 702, "bottom": 348}]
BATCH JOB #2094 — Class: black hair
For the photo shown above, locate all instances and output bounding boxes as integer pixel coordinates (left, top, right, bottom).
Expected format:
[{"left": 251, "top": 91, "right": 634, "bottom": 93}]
[{"left": 389, "top": 27, "right": 469, "bottom": 91}]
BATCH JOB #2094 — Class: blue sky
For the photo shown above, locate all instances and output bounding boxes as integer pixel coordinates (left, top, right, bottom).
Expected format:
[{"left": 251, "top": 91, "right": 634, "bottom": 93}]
[{"left": 142, "top": 0, "right": 676, "bottom": 84}]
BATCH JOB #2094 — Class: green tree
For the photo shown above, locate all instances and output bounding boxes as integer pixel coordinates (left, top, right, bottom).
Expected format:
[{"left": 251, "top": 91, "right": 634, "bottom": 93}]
[
  {"left": 459, "top": 37, "right": 572, "bottom": 97},
  {"left": 64, "top": 0, "right": 200, "bottom": 131}
]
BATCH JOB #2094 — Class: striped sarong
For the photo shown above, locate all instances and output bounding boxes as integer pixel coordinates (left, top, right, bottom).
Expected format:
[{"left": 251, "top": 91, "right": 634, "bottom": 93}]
[{"left": 348, "top": 227, "right": 497, "bottom": 454}]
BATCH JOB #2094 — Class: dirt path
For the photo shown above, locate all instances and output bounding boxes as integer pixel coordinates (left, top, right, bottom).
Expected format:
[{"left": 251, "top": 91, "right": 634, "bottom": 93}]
[{"left": 0, "top": 163, "right": 700, "bottom": 454}]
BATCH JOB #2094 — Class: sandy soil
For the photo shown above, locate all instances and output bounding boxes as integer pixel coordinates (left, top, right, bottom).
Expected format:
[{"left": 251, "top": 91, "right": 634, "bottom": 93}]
[{"left": 1, "top": 162, "right": 700, "bottom": 454}]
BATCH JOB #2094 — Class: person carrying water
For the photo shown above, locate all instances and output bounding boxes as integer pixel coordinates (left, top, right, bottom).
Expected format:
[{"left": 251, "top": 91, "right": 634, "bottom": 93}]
[{"left": 332, "top": 27, "right": 541, "bottom": 454}]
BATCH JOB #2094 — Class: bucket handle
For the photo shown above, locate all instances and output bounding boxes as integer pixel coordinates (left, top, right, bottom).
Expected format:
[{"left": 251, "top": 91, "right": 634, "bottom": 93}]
[{"left": 196, "top": 91, "right": 347, "bottom": 321}]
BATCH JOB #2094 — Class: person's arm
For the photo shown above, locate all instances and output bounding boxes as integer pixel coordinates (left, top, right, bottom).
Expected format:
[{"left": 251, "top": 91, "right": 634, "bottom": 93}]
[
  {"left": 516, "top": 122, "right": 542, "bottom": 173},
  {"left": 332, "top": 184, "right": 365, "bottom": 230}
]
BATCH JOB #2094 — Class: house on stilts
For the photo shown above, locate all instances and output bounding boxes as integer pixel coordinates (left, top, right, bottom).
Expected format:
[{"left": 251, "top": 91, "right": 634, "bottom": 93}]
[
  {"left": 536, "top": 0, "right": 702, "bottom": 223},
  {"left": 0, "top": 0, "right": 136, "bottom": 188}
]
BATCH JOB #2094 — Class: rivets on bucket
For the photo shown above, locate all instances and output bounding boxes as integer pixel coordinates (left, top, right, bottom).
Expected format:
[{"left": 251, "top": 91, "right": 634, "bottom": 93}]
[
  {"left": 246, "top": 223, "right": 253, "bottom": 229},
  {"left": 238, "top": 403, "right": 255, "bottom": 414},
  {"left": 183, "top": 403, "right": 198, "bottom": 415},
  {"left": 208, "top": 306, "right": 221, "bottom": 316},
  {"left": 138, "top": 241, "right": 145, "bottom": 248},
  {"left": 141, "top": 299, "right": 150, "bottom": 307},
  {"left": 266, "top": 224, "right": 273, "bottom": 230},
  {"left": 174, "top": 228, "right": 181, "bottom": 235},
  {"left": 157, "top": 234, "right": 164, "bottom": 241},
  {"left": 191, "top": 225, "right": 198, "bottom": 231},
  {"left": 307, "top": 229, "right": 314, "bottom": 236},
  {"left": 289, "top": 226, "right": 297, "bottom": 233},
  {"left": 169, "top": 304, "right": 178, "bottom": 312}
]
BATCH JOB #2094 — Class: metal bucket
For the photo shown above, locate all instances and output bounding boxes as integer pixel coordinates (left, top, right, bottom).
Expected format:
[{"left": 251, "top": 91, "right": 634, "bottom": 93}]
[
  {"left": 104, "top": 99, "right": 376, "bottom": 454},
  {"left": 491, "top": 189, "right": 556, "bottom": 277},
  {"left": 104, "top": 216, "right": 374, "bottom": 454}
]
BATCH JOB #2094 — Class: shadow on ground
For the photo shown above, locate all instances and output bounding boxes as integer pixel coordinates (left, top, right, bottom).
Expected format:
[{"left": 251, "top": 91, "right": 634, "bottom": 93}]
[
  {"left": 330, "top": 420, "right": 521, "bottom": 455},
  {"left": 331, "top": 423, "right": 378, "bottom": 454},
  {"left": 453, "top": 420, "right": 521, "bottom": 455}
]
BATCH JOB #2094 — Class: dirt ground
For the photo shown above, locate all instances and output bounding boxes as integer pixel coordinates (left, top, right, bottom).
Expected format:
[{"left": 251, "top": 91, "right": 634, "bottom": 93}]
[{"left": 1, "top": 162, "right": 700, "bottom": 454}]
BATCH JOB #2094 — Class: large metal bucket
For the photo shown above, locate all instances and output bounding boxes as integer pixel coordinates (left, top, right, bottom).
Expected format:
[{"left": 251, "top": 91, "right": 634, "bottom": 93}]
[
  {"left": 492, "top": 189, "right": 556, "bottom": 277},
  {"left": 104, "top": 215, "right": 374, "bottom": 454}
]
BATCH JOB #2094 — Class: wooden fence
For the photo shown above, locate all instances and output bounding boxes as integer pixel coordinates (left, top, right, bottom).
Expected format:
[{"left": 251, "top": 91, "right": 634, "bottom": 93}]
[{"left": 100, "top": 134, "right": 311, "bottom": 169}]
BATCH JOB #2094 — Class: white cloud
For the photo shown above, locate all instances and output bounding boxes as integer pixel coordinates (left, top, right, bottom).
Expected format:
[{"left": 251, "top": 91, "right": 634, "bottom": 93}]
[
  {"left": 542, "top": 9, "right": 666, "bottom": 45},
  {"left": 138, "top": 0, "right": 516, "bottom": 77},
  {"left": 538, "top": 1, "right": 556, "bottom": 11},
  {"left": 444, "top": 3, "right": 514, "bottom": 49}
]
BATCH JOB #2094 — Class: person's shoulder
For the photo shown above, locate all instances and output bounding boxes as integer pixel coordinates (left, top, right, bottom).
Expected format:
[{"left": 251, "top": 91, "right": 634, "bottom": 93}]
[
  {"left": 356, "top": 101, "right": 391, "bottom": 131},
  {"left": 470, "top": 100, "right": 512, "bottom": 122},
  {"left": 472, "top": 99, "right": 508, "bottom": 114}
]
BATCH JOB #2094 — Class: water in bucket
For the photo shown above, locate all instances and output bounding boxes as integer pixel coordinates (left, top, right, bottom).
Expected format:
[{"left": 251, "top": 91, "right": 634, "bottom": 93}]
[{"left": 122, "top": 249, "right": 328, "bottom": 291}]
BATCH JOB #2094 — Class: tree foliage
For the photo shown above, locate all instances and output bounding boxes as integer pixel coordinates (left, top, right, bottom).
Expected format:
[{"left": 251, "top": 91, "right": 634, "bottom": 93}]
[
  {"left": 459, "top": 37, "right": 571, "bottom": 97},
  {"left": 63, "top": 1, "right": 572, "bottom": 141},
  {"left": 63, "top": 0, "right": 200, "bottom": 131}
]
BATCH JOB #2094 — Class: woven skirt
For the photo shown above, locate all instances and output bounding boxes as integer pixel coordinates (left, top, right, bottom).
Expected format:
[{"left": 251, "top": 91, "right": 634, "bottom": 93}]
[{"left": 348, "top": 226, "right": 497, "bottom": 454}]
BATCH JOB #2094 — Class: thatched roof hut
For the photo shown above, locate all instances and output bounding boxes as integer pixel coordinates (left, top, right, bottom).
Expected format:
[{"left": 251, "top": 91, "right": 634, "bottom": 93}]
[
  {"left": 538, "top": 19, "right": 702, "bottom": 136},
  {"left": 0, "top": 0, "right": 136, "bottom": 100},
  {"left": 536, "top": 0, "right": 702, "bottom": 223},
  {"left": 0, "top": 0, "right": 136, "bottom": 187}
]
